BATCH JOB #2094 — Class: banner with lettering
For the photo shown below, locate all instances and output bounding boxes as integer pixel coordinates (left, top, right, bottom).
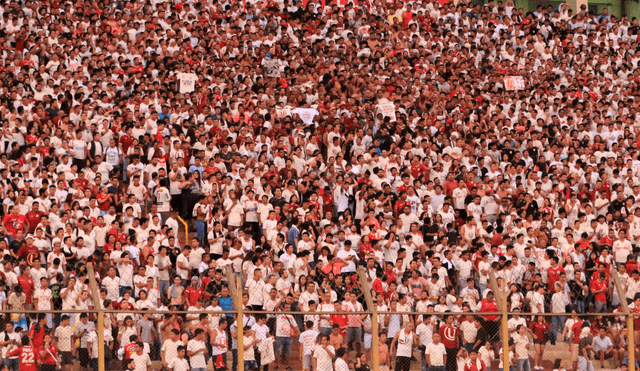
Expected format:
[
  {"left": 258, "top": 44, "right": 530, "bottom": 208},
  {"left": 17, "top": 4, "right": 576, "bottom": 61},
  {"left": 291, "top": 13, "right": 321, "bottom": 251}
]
[{"left": 376, "top": 103, "right": 396, "bottom": 122}]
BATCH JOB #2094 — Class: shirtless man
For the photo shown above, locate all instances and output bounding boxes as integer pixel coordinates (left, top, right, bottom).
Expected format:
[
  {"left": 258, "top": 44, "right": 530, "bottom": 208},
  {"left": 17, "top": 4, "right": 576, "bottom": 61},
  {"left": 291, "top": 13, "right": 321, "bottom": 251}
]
[
  {"left": 378, "top": 332, "right": 390, "bottom": 371},
  {"left": 329, "top": 324, "right": 344, "bottom": 350}
]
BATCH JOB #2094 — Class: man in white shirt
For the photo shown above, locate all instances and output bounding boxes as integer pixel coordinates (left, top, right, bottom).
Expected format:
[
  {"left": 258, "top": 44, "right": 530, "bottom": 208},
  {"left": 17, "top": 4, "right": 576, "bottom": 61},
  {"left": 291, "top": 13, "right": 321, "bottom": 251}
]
[
  {"left": 592, "top": 327, "right": 620, "bottom": 369},
  {"left": 246, "top": 269, "right": 266, "bottom": 311},
  {"left": 101, "top": 267, "right": 121, "bottom": 301},
  {"left": 130, "top": 341, "right": 152, "bottom": 371},
  {"left": 187, "top": 329, "right": 209, "bottom": 371},
  {"left": 425, "top": 333, "right": 446, "bottom": 371},
  {"left": 33, "top": 277, "right": 53, "bottom": 327},
  {"left": 161, "top": 329, "right": 183, "bottom": 369},
  {"left": 313, "top": 335, "right": 335, "bottom": 371},
  {"left": 298, "top": 281, "right": 319, "bottom": 312},
  {"left": 336, "top": 241, "right": 358, "bottom": 275},
  {"left": 612, "top": 229, "right": 632, "bottom": 266},
  {"left": 333, "top": 347, "right": 350, "bottom": 371}
]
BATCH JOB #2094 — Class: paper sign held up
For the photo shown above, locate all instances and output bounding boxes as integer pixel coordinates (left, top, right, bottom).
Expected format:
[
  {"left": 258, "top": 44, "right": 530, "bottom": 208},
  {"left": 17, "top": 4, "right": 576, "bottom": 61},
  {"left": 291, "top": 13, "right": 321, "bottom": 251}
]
[{"left": 504, "top": 76, "right": 526, "bottom": 91}]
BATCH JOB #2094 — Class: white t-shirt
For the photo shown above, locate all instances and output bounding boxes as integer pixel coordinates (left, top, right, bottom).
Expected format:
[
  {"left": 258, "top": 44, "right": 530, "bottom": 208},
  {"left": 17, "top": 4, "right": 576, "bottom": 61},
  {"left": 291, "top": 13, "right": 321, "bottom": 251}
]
[
  {"left": 54, "top": 326, "right": 73, "bottom": 352},
  {"left": 130, "top": 352, "right": 151, "bottom": 371},
  {"left": 613, "top": 239, "right": 632, "bottom": 263},
  {"left": 168, "top": 358, "right": 190, "bottom": 371},
  {"left": 187, "top": 339, "right": 207, "bottom": 368},
  {"left": 34, "top": 288, "right": 53, "bottom": 310},
  {"left": 334, "top": 358, "right": 349, "bottom": 371},
  {"left": 337, "top": 249, "right": 357, "bottom": 273},
  {"left": 299, "top": 330, "right": 319, "bottom": 355},
  {"left": 425, "top": 342, "right": 446, "bottom": 366},
  {"left": 313, "top": 345, "right": 335, "bottom": 371},
  {"left": 478, "top": 261, "right": 490, "bottom": 284},
  {"left": 276, "top": 314, "right": 297, "bottom": 337},
  {"left": 176, "top": 254, "right": 190, "bottom": 280},
  {"left": 160, "top": 340, "right": 183, "bottom": 362},
  {"left": 251, "top": 323, "right": 270, "bottom": 340}
]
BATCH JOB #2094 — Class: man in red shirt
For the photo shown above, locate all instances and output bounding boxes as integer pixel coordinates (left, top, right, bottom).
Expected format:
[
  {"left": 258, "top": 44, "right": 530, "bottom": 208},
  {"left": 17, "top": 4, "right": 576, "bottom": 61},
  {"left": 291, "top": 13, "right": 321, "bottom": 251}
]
[
  {"left": 24, "top": 203, "right": 44, "bottom": 234},
  {"left": 123, "top": 336, "right": 138, "bottom": 359},
  {"left": 17, "top": 266, "right": 35, "bottom": 308},
  {"left": 17, "top": 235, "right": 40, "bottom": 266},
  {"left": 7, "top": 336, "right": 40, "bottom": 371},
  {"left": 439, "top": 315, "right": 460, "bottom": 371},
  {"left": 591, "top": 272, "right": 608, "bottom": 312},
  {"left": 478, "top": 291, "right": 500, "bottom": 341},
  {"left": 3, "top": 205, "right": 28, "bottom": 241},
  {"left": 442, "top": 173, "right": 458, "bottom": 197},
  {"left": 329, "top": 301, "right": 348, "bottom": 337}
]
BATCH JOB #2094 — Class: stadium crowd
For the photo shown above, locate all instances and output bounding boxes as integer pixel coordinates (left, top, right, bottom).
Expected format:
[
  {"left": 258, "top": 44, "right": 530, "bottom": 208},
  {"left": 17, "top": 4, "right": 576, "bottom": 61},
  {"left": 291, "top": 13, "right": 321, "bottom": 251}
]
[{"left": 1, "top": 0, "right": 640, "bottom": 370}]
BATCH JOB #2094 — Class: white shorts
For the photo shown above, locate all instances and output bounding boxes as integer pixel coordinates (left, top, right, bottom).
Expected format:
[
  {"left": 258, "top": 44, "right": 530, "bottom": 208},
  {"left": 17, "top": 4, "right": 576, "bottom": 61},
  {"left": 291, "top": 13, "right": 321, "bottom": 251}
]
[
  {"left": 364, "top": 333, "right": 372, "bottom": 349},
  {"left": 302, "top": 354, "right": 313, "bottom": 370}
]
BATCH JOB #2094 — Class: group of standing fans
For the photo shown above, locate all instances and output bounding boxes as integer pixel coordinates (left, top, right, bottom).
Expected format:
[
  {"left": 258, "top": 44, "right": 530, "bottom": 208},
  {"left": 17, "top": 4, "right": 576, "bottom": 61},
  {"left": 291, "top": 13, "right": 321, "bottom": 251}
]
[{"left": 1, "top": 0, "right": 640, "bottom": 370}]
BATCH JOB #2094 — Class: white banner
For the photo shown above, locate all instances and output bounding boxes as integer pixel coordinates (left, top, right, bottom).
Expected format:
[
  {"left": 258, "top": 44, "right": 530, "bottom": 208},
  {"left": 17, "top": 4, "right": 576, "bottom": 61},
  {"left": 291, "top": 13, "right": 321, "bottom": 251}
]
[
  {"left": 177, "top": 73, "right": 198, "bottom": 93},
  {"left": 292, "top": 108, "right": 319, "bottom": 125},
  {"left": 376, "top": 103, "right": 396, "bottom": 122},
  {"left": 262, "top": 59, "right": 281, "bottom": 78},
  {"left": 276, "top": 106, "right": 292, "bottom": 118},
  {"left": 504, "top": 76, "right": 526, "bottom": 91}
]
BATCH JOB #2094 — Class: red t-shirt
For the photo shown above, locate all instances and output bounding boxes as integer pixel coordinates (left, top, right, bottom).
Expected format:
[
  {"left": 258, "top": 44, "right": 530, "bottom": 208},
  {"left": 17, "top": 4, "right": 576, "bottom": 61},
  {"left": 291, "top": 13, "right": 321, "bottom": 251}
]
[
  {"left": 3, "top": 214, "right": 28, "bottom": 237},
  {"left": 17, "top": 275, "right": 34, "bottom": 304},
  {"left": 330, "top": 314, "right": 348, "bottom": 336},
  {"left": 37, "top": 345, "right": 58, "bottom": 365},
  {"left": 530, "top": 321, "right": 550, "bottom": 342},
  {"left": 464, "top": 360, "right": 486, "bottom": 371},
  {"left": 119, "top": 135, "right": 134, "bottom": 154},
  {"left": 547, "top": 266, "right": 565, "bottom": 291},
  {"left": 96, "top": 193, "right": 111, "bottom": 211},
  {"left": 590, "top": 279, "right": 607, "bottom": 302},
  {"left": 184, "top": 287, "right": 202, "bottom": 307},
  {"left": 124, "top": 343, "right": 136, "bottom": 359},
  {"left": 572, "top": 320, "right": 584, "bottom": 344},
  {"left": 17, "top": 245, "right": 40, "bottom": 266},
  {"left": 7, "top": 346, "right": 40, "bottom": 371},
  {"left": 439, "top": 325, "right": 459, "bottom": 349},
  {"left": 479, "top": 299, "right": 499, "bottom": 321},
  {"left": 29, "top": 323, "right": 46, "bottom": 348},
  {"left": 24, "top": 211, "right": 44, "bottom": 233}
]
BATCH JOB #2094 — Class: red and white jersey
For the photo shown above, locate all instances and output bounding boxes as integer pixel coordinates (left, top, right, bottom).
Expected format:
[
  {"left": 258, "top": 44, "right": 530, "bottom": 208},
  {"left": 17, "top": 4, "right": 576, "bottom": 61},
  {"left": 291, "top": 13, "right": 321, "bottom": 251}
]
[{"left": 8, "top": 346, "right": 40, "bottom": 371}]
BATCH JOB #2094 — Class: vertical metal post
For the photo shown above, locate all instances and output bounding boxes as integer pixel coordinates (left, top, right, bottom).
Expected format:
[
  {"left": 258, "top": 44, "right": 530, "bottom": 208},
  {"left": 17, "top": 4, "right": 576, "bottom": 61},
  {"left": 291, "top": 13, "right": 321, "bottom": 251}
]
[
  {"left": 236, "top": 276, "right": 245, "bottom": 371},
  {"left": 490, "top": 269, "right": 509, "bottom": 369},
  {"left": 612, "top": 269, "right": 634, "bottom": 371},
  {"left": 501, "top": 284, "right": 509, "bottom": 370},
  {"left": 86, "top": 263, "right": 104, "bottom": 371},
  {"left": 356, "top": 267, "right": 379, "bottom": 371},
  {"left": 629, "top": 316, "right": 635, "bottom": 371}
]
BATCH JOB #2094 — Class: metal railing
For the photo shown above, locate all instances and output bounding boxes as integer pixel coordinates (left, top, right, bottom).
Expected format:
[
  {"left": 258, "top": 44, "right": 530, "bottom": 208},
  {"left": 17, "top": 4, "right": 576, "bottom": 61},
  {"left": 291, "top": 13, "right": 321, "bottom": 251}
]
[{"left": 1, "top": 263, "right": 633, "bottom": 371}]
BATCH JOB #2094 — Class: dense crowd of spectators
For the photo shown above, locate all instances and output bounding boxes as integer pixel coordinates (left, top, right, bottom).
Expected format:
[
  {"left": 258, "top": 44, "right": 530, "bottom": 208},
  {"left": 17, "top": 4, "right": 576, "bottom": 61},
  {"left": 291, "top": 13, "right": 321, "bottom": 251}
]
[{"left": 2, "top": 0, "right": 640, "bottom": 370}]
